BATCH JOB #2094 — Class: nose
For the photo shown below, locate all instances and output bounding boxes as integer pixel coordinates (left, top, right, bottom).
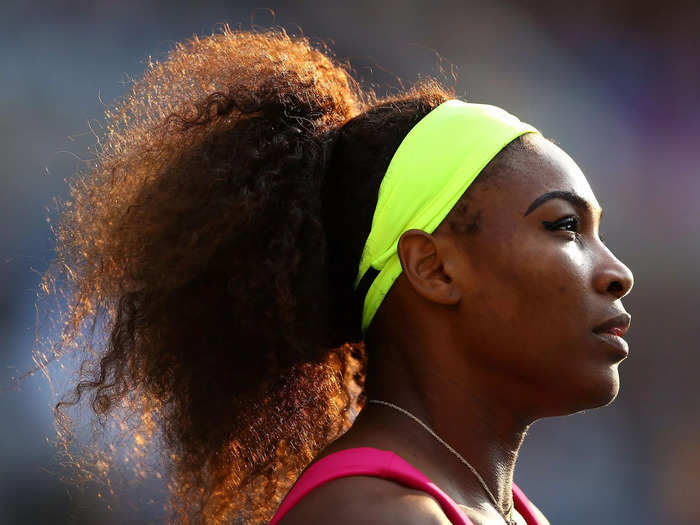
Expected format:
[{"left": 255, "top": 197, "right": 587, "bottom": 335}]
[{"left": 593, "top": 247, "right": 634, "bottom": 300}]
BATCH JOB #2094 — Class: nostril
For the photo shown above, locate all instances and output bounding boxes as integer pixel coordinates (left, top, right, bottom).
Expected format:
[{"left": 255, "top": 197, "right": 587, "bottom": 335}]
[{"left": 607, "top": 280, "right": 623, "bottom": 296}]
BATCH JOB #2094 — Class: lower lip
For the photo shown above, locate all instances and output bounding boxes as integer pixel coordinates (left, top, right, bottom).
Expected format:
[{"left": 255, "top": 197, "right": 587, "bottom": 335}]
[{"left": 594, "top": 332, "right": 629, "bottom": 357}]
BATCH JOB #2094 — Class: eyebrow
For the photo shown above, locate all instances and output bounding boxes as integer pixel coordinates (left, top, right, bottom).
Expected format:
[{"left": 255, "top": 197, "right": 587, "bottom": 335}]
[{"left": 524, "top": 190, "right": 603, "bottom": 220}]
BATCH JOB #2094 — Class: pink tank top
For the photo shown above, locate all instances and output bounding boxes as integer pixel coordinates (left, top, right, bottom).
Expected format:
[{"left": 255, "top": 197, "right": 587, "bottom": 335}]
[{"left": 269, "top": 447, "right": 545, "bottom": 525}]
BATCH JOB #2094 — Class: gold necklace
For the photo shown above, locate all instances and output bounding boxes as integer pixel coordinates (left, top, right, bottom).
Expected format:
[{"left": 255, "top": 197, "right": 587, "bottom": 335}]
[{"left": 367, "top": 399, "right": 516, "bottom": 525}]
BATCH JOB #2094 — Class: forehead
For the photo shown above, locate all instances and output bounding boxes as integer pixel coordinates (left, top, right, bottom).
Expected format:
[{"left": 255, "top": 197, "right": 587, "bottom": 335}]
[{"left": 490, "top": 134, "right": 601, "bottom": 217}]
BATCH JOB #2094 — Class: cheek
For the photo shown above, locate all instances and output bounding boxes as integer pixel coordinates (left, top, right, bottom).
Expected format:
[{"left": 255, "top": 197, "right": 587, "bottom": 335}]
[
  {"left": 512, "top": 240, "right": 589, "bottom": 311},
  {"left": 462, "top": 240, "right": 591, "bottom": 365},
  {"left": 478, "top": 239, "right": 588, "bottom": 321}
]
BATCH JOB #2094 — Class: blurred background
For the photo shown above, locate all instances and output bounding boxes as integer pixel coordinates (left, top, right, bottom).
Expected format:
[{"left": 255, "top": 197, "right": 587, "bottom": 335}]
[{"left": 1, "top": 1, "right": 699, "bottom": 523}]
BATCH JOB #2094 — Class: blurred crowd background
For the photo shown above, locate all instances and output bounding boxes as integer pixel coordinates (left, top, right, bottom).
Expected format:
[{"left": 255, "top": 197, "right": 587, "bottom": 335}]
[{"left": 1, "top": 1, "right": 699, "bottom": 524}]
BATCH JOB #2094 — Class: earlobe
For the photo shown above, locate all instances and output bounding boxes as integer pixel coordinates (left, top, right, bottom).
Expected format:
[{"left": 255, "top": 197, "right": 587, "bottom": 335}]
[{"left": 397, "top": 229, "right": 461, "bottom": 306}]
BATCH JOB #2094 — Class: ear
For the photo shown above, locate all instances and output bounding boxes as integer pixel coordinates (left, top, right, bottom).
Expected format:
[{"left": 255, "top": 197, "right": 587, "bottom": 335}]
[{"left": 396, "top": 229, "right": 461, "bottom": 306}]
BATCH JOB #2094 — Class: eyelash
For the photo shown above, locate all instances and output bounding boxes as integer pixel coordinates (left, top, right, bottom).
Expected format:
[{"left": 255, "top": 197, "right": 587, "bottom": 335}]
[{"left": 542, "top": 216, "right": 607, "bottom": 243}]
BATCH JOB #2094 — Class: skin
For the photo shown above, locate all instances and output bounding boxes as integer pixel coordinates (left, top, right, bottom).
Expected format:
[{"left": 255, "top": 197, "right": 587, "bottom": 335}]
[{"left": 280, "top": 134, "right": 634, "bottom": 525}]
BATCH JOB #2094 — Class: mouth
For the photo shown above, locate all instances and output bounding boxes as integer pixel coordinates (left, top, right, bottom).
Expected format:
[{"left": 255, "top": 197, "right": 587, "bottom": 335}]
[
  {"left": 592, "top": 312, "right": 631, "bottom": 358},
  {"left": 593, "top": 331, "right": 629, "bottom": 357}
]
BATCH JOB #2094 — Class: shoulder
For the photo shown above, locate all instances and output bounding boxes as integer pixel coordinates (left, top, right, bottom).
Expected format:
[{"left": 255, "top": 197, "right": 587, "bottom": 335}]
[{"left": 276, "top": 475, "right": 452, "bottom": 525}]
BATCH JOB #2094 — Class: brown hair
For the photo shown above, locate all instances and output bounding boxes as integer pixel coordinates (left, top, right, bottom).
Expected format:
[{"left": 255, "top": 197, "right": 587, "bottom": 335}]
[{"left": 40, "top": 26, "right": 457, "bottom": 524}]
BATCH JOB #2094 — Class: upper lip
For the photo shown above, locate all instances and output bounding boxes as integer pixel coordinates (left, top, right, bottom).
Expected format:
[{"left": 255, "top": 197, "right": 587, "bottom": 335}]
[{"left": 592, "top": 312, "right": 631, "bottom": 336}]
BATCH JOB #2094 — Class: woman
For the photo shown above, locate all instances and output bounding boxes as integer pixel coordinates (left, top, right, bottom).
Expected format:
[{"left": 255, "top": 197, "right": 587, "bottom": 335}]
[{"left": 45, "top": 27, "right": 633, "bottom": 525}]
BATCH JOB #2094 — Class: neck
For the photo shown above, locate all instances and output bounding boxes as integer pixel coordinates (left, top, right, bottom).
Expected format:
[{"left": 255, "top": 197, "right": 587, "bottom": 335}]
[{"left": 356, "top": 334, "right": 532, "bottom": 516}]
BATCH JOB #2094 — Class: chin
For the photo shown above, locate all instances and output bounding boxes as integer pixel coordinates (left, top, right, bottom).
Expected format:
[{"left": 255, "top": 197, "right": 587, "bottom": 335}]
[
  {"left": 575, "top": 364, "right": 622, "bottom": 412},
  {"left": 546, "top": 365, "right": 622, "bottom": 417}
]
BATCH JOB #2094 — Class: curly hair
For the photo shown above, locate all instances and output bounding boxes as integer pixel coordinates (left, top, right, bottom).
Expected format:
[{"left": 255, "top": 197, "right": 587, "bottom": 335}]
[{"left": 38, "top": 26, "right": 475, "bottom": 524}]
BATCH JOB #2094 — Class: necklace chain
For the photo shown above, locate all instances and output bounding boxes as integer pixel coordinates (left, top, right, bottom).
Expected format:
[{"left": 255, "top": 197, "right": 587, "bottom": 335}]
[{"left": 366, "top": 399, "right": 516, "bottom": 525}]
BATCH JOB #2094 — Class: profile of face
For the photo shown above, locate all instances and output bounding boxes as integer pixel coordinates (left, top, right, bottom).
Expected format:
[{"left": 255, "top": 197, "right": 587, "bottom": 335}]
[{"left": 397, "top": 133, "right": 634, "bottom": 418}]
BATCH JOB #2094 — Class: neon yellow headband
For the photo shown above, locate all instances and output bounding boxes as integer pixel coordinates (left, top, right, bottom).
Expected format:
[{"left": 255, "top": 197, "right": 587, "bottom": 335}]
[{"left": 354, "top": 99, "right": 540, "bottom": 335}]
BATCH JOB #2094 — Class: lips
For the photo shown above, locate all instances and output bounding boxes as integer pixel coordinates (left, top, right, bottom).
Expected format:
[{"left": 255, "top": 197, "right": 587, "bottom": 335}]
[
  {"left": 592, "top": 312, "right": 631, "bottom": 336},
  {"left": 592, "top": 312, "right": 631, "bottom": 357}
]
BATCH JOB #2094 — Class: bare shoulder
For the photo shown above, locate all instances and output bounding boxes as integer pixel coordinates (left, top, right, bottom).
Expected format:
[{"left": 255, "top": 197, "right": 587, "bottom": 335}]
[{"left": 276, "top": 475, "right": 452, "bottom": 525}]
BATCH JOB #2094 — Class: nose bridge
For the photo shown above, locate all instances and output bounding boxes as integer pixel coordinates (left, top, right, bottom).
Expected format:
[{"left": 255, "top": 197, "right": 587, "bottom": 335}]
[{"left": 594, "top": 241, "right": 634, "bottom": 299}]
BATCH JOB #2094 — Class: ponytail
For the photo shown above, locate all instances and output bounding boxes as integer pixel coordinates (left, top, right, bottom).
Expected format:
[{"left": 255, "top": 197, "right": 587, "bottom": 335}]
[{"left": 41, "top": 26, "right": 453, "bottom": 524}]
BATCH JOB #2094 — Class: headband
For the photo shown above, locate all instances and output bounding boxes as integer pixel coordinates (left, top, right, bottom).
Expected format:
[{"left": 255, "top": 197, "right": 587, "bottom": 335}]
[{"left": 354, "top": 99, "right": 540, "bottom": 335}]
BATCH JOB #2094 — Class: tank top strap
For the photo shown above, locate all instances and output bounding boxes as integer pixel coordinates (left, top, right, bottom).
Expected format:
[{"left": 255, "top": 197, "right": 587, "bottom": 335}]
[{"left": 269, "top": 447, "right": 544, "bottom": 525}]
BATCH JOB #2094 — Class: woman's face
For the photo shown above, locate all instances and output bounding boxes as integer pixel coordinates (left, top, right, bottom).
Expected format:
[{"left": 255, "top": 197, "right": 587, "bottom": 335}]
[{"left": 440, "top": 134, "right": 634, "bottom": 417}]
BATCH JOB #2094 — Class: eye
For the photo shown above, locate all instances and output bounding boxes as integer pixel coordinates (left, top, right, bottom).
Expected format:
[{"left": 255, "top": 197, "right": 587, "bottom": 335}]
[{"left": 542, "top": 215, "right": 580, "bottom": 236}]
